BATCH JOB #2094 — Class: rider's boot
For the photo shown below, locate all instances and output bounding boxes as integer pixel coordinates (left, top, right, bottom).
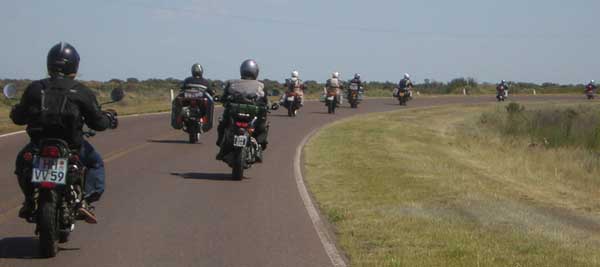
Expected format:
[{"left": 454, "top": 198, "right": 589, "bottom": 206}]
[
  {"left": 77, "top": 200, "right": 98, "bottom": 224},
  {"left": 18, "top": 198, "right": 35, "bottom": 220}
]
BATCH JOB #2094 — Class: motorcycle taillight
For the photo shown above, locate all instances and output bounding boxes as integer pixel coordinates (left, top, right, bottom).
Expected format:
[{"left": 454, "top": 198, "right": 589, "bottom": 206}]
[
  {"left": 41, "top": 146, "right": 60, "bottom": 158},
  {"left": 40, "top": 182, "right": 56, "bottom": 189},
  {"left": 236, "top": 121, "right": 249, "bottom": 128},
  {"left": 23, "top": 152, "right": 33, "bottom": 161}
]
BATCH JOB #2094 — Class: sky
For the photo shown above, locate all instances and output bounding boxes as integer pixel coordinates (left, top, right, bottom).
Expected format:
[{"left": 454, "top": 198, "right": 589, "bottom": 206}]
[{"left": 1, "top": 0, "right": 598, "bottom": 84}]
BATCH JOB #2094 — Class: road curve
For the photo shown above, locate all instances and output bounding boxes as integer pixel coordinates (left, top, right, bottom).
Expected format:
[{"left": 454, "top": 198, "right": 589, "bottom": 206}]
[{"left": 0, "top": 95, "right": 582, "bottom": 267}]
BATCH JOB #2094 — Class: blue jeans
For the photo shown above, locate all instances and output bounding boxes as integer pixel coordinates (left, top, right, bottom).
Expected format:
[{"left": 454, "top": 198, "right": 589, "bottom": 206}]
[
  {"left": 80, "top": 140, "right": 105, "bottom": 203},
  {"left": 15, "top": 140, "right": 106, "bottom": 203}
]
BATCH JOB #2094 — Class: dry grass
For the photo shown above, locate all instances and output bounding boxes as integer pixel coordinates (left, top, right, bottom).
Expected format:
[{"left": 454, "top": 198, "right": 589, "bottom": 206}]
[{"left": 305, "top": 104, "right": 600, "bottom": 266}]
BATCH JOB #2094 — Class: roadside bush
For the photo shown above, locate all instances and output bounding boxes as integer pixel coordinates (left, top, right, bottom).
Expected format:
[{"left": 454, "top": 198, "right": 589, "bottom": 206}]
[{"left": 480, "top": 103, "right": 600, "bottom": 150}]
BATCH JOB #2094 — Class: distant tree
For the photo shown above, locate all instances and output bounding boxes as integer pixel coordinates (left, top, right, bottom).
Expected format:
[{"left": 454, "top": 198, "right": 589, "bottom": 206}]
[
  {"left": 126, "top": 77, "right": 139, "bottom": 83},
  {"left": 542, "top": 82, "right": 559, "bottom": 88}
]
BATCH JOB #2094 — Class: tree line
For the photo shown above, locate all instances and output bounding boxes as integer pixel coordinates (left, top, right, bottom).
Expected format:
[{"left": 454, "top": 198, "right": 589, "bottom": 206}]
[{"left": 0, "top": 77, "right": 589, "bottom": 98}]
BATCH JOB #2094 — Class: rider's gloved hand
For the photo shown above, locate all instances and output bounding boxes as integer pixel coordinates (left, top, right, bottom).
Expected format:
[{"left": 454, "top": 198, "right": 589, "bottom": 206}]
[{"left": 104, "top": 109, "right": 119, "bottom": 129}]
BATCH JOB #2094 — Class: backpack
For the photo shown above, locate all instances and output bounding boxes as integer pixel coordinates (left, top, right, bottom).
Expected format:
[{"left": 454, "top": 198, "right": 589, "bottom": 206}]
[
  {"left": 40, "top": 82, "right": 81, "bottom": 132},
  {"left": 328, "top": 78, "right": 340, "bottom": 89}
]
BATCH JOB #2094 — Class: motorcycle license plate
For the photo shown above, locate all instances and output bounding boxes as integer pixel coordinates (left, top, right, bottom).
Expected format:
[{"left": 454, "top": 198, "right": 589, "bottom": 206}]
[
  {"left": 233, "top": 135, "right": 248, "bottom": 147},
  {"left": 327, "top": 96, "right": 335, "bottom": 101},
  {"left": 287, "top": 96, "right": 295, "bottom": 102},
  {"left": 184, "top": 91, "right": 204, "bottom": 98},
  {"left": 31, "top": 157, "right": 68, "bottom": 185}
]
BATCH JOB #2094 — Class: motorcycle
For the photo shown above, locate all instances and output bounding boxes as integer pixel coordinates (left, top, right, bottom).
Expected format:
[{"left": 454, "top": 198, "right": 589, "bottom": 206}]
[
  {"left": 215, "top": 96, "right": 278, "bottom": 180},
  {"left": 283, "top": 91, "right": 302, "bottom": 117},
  {"left": 396, "top": 88, "right": 410, "bottom": 106},
  {"left": 177, "top": 89, "right": 214, "bottom": 143},
  {"left": 497, "top": 87, "right": 507, "bottom": 102},
  {"left": 585, "top": 88, "right": 595, "bottom": 100},
  {"left": 348, "top": 84, "right": 363, "bottom": 108},
  {"left": 3, "top": 84, "right": 123, "bottom": 258},
  {"left": 325, "top": 91, "right": 338, "bottom": 114}
]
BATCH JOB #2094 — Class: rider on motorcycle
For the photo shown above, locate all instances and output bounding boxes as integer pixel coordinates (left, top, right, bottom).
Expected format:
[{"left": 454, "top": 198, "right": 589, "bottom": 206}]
[
  {"left": 347, "top": 73, "right": 364, "bottom": 99},
  {"left": 397, "top": 73, "right": 413, "bottom": 98},
  {"left": 497, "top": 80, "right": 509, "bottom": 97},
  {"left": 216, "top": 59, "right": 270, "bottom": 162},
  {"left": 280, "top": 70, "right": 305, "bottom": 106},
  {"left": 10, "top": 42, "right": 118, "bottom": 223},
  {"left": 586, "top": 80, "right": 597, "bottom": 93},
  {"left": 325, "top": 72, "right": 343, "bottom": 104},
  {"left": 171, "top": 63, "right": 215, "bottom": 130}
]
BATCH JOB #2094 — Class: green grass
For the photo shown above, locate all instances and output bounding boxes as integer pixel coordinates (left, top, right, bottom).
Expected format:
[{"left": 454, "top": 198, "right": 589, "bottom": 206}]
[
  {"left": 480, "top": 102, "right": 600, "bottom": 150},
  {"left": 304, "top": 103, "right": 600, "bottom": 267}
]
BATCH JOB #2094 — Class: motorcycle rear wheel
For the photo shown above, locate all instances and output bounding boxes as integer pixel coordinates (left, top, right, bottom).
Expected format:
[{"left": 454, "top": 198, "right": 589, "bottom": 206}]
[
  {"left": 232, "top": 148, "right": 246, "bottom": 180},
  {"left": 189, "top": 131, "right": 199, "bottom": 144},
  {"left": 38, "top": 192, "right": 59, "bottom": 258}
]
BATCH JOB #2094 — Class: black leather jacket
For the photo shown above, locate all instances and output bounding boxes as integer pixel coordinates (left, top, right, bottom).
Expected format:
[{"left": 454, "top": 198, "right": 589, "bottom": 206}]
[
  {"left": 180, "top": 76, "right": 215, "bottom": 96},
  {"left": 10, "top": 78, "right": 111, "bottom": 148}
]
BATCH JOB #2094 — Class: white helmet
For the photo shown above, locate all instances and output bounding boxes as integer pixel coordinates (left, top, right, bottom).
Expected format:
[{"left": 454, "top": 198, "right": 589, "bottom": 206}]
[
  {"left": 332, "top": 72, "right": 340, "bottom": 79},
  {"left": 291, "top": 70, "right": 299, "bottom": 78},
  {"left": 404, "top": 73, "right": 410, "bottom": 79},
  {"left": 591, "top": 80, "right": 595, "bottom": 84}
]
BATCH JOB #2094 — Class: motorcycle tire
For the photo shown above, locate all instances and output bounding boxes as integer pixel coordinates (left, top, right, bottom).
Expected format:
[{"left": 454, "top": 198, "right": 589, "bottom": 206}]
[
  {"left": 188, "top": 123, "right": 200, "bottom": 144},
  {"left": 232, "top": 148, "right": 246, "bottom": 180},
  {"left": 189, "top": 131, "right": 199, "bottom": 144},
  {"left": 38, "top": 191, "right": 59, "bottom": 258}
]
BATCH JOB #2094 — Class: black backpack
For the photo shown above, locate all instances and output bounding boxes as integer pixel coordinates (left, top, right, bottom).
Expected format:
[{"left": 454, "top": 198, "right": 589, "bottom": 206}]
[{"left": 40, "top": 81, "right": 82, "bottom": 132}]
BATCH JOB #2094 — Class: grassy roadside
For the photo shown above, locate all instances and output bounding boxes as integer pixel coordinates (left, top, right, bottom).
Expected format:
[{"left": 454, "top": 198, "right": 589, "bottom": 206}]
[
  {"left": 0, "top": 93, "right": 172, "bottom": 135},
  {"left": 304, "top": 103, "right": 600, "bottom": 266}
]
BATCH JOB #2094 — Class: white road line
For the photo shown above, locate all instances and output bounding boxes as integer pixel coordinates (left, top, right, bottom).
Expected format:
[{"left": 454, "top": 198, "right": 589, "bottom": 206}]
[
  {"left": 0, "top": 130, "right": 26, "bottom": 138},
  {"left": 294, "top": 128, "right": 347, "bottom": 267},
  {"left": 0, "top": 111, "right": 171, "bottom": 139}
]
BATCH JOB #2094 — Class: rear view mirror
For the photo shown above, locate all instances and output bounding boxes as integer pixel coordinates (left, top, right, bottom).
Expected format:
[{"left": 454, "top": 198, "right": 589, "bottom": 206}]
[
  {"left": 111, "top": 88, "right": 125, "bottom": 102},
  {"left": 3, "top": 83, "right": 17, "bottom": 99}
]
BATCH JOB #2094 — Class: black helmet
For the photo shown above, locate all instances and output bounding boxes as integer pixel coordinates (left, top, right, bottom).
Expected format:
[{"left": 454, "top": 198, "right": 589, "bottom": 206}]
[
  {"left": 191, "top": 63, "right": 203, "bottom": 78},
  {"left": 240, "top": 59, "right": 259, "bottom": 80},
  {"left": 47, "top": 42, "right": 80, "bottom": 77}
]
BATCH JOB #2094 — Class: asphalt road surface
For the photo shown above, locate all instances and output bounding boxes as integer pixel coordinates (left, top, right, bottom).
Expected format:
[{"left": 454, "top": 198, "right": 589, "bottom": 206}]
[{"left": 0, "top": 95, "right": 581, "bottom": 267}]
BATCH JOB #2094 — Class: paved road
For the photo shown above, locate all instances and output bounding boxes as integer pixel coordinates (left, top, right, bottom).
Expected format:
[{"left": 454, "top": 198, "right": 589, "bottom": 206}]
[{"left": 0, "top": 95, "right": 581, "bottom": 266}]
